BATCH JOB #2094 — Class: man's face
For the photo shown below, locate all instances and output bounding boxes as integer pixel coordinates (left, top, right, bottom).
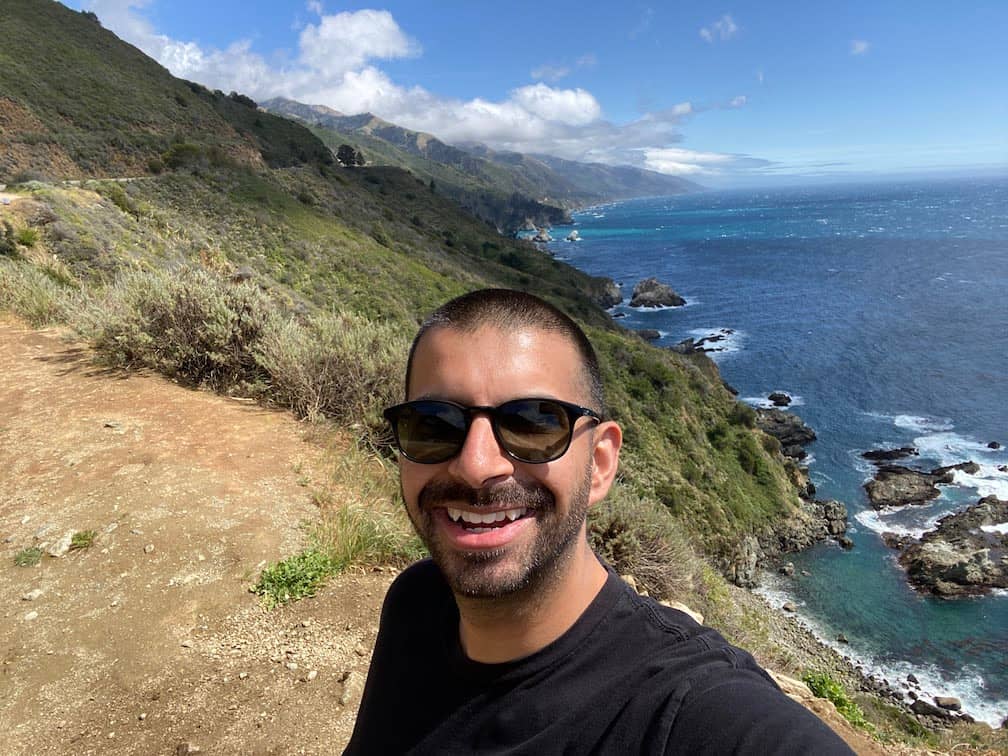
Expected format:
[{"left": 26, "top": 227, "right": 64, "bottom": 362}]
[{"left": 400, "top": 325, "right": 600, "bottom": 599}]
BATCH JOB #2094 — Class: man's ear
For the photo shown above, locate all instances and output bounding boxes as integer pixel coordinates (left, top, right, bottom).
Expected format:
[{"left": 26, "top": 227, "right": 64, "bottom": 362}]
[{"left": 588, "top": 421, "right": 622, "bottom": 506}]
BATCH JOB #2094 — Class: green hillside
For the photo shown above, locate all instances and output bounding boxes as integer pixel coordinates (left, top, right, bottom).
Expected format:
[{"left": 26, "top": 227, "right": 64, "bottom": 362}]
[
  {"left": 261, "top": 97, "right": 698, "bottom": 232},
  {"left": 0, "top": 0, "right": 814, "bottom": 580}
]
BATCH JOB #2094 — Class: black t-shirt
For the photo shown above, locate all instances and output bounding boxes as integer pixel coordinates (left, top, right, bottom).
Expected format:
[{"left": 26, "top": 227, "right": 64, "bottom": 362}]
[{"left": 344, "top": 559, "right": 853, "bottom": 755}]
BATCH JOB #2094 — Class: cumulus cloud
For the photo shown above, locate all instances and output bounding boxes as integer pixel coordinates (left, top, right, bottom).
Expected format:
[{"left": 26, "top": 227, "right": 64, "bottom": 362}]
[
  {"left": 700, "top": 14, "right": 738, "bottom": 43},
  {"left": 81, "top": 1, "right": 770, "bottom": 179},
  {"left": 531, "top": 54, "right": 597, "bottom": 83},
  {"left": 850, "top": 39, "right": 870, "bottom": 55}
]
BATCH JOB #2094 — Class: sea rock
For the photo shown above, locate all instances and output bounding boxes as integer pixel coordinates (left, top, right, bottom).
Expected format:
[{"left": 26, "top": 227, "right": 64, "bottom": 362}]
[
  {"left": 933, "top": 461, "right": 980, "bottom": 480},
  {"left": 768, "top": 392, "right": 791, "bottom": 407},
  {"left": 819, "top": 500, "right": 849, "bottom": 536},
  {"left": 629, "top": 277, "right": 686, "bottom": 308},
  {"left": 755, "top": 409, "right": 817, "bottom": 459},
  {"left": 862, "top": 447, "right": 919, "bottom": 462},
  {"left": 782, "top": 602, "right": 797, "bottom": 613},
  {"left": 837, "top": 536, "right": 854, "bottom": 550},
  {"left": 911, "top": 699, "right": 953, "bottom": 719},
  {"left": 988, "top": 441, "right": 1001, "bottom": 449},
  {"left": 898, "top": 495, "right": 1008, "bottom": 596},
  {"left": 565, "top": 230, "right": 580, "bottom": 242},
  {"left": 882, "top": 532, "right": 912, "bottom": 550},
  {"left": 669, "top": 338, "right": 698, "bottom": 354},
  {"left": 864, "top": 465, "right": 944, "bottom": 508},
  {"left": 637, "top": 329, "right": 661, "bottom": 342},
  {"left": 779, "top": 562, "right": 795, "bottom": 577},
  {"left": 593, "top": 279, "right": 622, "bottom": 309},
  {"left": 532, "top": 228, "right": 552, "bottom": 243},
  {"left": 934, "top": 696, "right": 962, "bottom": 711}
]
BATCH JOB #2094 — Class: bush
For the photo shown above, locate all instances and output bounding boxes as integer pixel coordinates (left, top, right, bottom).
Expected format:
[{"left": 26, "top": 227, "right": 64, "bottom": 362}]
[
  {"left": 589, "top": 485, "right": 699, "bottom": 600},
  {"left": 0, "top": 221, "right": 17, "bottom": 257},
  {"left": 80, "top": 266, "right": 276, "bottom": 393},
  {"left": 15, "top": 227, "right": 39, "bottom": 247},
  {"left": 255, "top": 310, "right": 407, "bottom": 431},
  {"left": 252, "top": 548, "right": 335, "bottom": 608},
  {"left": 14, "top": 546, "right": 43, "bottom": 567},
  {"left": 0, "top": 259, "right": 74, "bottom": 325},
  {"left": 70, "top": 530, "right": 97, "bottom": 550},
  {"left": 802, "top": 671, "right": 874, "bottom": 732}
]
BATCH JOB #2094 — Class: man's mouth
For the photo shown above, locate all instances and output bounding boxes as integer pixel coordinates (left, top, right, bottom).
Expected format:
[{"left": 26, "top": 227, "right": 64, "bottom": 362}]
[{"left": 446, "top": 507, "right": 531, "bottom": 533}]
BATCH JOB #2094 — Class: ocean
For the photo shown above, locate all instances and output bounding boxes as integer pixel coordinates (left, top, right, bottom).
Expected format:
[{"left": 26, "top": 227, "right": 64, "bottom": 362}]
[{"left": 552, "top": 177, "right": 1008, "bottom": 726}]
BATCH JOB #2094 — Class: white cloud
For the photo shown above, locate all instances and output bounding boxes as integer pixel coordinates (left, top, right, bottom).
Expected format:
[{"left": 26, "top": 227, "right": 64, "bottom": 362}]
[
  {"left": 700, "top": 14, "right": 738, "bottom": 43},
  {"left": 642, "top": 147, "right": 769, "bottom": 176},
  {"left": 850, "top": 39, "right": 870, "bottom": 55},
  {"left": 81, "top": 2, "right": 770, "bottom": 179},
  {"left": 306, "top": 0, "right": 323, "bottom": 15},
  {"left": 728, "top": 95, "right": 747, "bottom": 108}
]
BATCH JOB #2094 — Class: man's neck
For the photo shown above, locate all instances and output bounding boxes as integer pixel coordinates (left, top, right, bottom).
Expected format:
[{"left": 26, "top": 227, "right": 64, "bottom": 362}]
[{"left": 454, "top": 544, "right": 608, "bottom": 664}]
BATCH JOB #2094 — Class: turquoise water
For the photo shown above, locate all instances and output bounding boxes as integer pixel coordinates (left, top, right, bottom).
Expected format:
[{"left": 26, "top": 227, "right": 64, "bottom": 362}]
[{"left": 553, "top": 178, "right": 1008, "bottom": 726}]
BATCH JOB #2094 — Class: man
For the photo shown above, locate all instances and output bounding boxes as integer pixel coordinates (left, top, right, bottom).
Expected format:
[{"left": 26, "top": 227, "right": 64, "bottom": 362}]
[{"left": 344, "top": 289, "right": 852, "bottom": 754}]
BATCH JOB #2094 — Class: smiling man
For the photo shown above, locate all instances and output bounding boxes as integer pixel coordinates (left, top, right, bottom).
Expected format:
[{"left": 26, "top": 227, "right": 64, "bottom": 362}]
[{"left": 343, "top": 289, "right": 852, "bottom": 754}]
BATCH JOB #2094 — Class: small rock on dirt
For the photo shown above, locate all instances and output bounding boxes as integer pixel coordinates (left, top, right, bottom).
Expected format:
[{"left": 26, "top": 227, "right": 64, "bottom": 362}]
[
  {"left": 22, "top": 589, "right": 43, "bottom": 601},
  {"left": 47, "top": 531, "right": 74, "bottom": 557}
]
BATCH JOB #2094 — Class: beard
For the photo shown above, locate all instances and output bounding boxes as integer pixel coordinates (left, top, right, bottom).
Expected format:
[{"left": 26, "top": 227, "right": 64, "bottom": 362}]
[{"left": 406, "top": 466, "right": 593, "bottom": 600}]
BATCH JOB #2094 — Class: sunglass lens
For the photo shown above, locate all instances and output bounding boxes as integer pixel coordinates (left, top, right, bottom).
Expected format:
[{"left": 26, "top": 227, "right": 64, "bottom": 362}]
[
  {"left": 394, "top": 402, "right": 467, "bottom": 463},
  {"left": 497, "top": 400, "right": 571, "bottom": 463}
]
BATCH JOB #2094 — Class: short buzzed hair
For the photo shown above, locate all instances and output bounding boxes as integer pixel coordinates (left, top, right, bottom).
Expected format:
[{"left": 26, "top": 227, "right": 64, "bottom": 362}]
[{"left": 405, "top": 289, "right": 607, "bottom": 416}]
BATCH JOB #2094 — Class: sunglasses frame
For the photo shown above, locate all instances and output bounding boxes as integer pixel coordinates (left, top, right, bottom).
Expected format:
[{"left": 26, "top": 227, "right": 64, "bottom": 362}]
[{"left": 384, "top": 397, "right": 602, "bottom": 464}]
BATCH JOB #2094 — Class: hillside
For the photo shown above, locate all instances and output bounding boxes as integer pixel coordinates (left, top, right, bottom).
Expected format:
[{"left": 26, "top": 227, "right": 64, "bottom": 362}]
[{"left": 261, "top": 97, "right": 697, "bottom": 232}]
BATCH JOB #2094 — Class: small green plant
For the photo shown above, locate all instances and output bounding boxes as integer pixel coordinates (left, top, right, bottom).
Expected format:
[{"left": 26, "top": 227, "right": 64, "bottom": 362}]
[
  {"left": 15, "top": 228, "right": 39, "bottom": 247},
  {"left": 70, "top": 529, "right": 97, "bottom": 550},
  {"left": 14, "top": 546, "right": 44, "bottom": 567},
  {"left": 802, "top": 671, "right": 874, "bottom": 732},
  {"left": 252, "top": 548, "right": 336, "bottom": 608}
]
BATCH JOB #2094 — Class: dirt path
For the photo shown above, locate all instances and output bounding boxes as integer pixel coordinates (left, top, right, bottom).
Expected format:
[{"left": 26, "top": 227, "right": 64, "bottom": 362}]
[{"left": 0, "top": 318, "right": 390, "bottom": 754}]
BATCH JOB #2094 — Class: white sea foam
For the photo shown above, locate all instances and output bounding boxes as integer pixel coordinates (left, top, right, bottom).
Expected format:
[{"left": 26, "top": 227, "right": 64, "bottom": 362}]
[
  {"left": 685, "top": 328, "right": 744, "bottom": 360},
  {"left": 893, "top": 414, "right": 955, "bottom": 433},
  {"left": 755, "top": 574, "right": 1008, "bottom": 728},
  {"left": 742, "top": 394, "right": 806, "bottom": 409},
  {"left": 981, "top": 523, "right": 1008, "bottom": 535},
  {"left": 915, "top": 431, "right": 1000, "bottom": 468},
  {"left": 854, "top": 508, "right": 936, "bottom": 539},
  {"left": 951, "top": 464, "right": 1008, "bottom": 500}
]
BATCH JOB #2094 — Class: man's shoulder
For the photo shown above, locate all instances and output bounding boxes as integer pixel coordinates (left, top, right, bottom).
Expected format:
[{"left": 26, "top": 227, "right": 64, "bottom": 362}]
[{"left": 382, "top": 558, "right": 449, "bottom": 613}]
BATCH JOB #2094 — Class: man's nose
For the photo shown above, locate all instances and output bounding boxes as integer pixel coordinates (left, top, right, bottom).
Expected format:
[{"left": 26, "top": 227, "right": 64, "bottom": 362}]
[{"left": 446, "top": 414, "right": 515, "bottom": 488}]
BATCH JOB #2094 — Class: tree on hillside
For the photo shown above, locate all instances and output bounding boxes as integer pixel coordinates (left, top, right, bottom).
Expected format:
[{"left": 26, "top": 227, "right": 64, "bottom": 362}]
[{"left": 337, "top": 144, "right": 365, "bottom": 167}]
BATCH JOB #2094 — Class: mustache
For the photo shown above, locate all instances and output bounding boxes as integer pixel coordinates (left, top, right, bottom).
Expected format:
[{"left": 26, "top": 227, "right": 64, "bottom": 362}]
[{"left": 419, "top": 479, "right": 554, "bottom": 511}]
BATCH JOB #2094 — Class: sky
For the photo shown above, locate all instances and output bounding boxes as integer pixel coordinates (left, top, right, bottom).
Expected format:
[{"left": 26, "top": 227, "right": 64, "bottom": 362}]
[{"left": 63, "top": 0, "right": 1008, "bottom": 186}]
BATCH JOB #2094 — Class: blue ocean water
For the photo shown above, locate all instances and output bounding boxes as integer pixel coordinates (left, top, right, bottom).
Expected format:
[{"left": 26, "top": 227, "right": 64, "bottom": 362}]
[{"left": 555, "top": 178, "right": 1008, "bottom": 726}]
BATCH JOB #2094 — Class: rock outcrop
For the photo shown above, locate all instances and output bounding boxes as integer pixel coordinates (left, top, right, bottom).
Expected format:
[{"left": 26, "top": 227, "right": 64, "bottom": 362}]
[
  {"left": 629, "top": 277, "right": 686, "bottom": 308},
  {"left": 864, "top": 462, "right": 979, "bottom": 509},
  {"left": 565, "top": 230, "right": 580, "bottom": 241},
  {"left": 637, "top": 329, "right": 661, "bottom": 341},
  {"left": 531, "top": 228, "right": 552, "bottom": 243},
  {"left": 862, "top": 447, "right": 918, "bottom": 462},
  {"left": 899, "top": 496, "right": 1008, "bottom": 596},
  {"left": 755, "top": 408, "right": 817, "bottom": 460},
  {"left": 768, "top": 392, "right": 791, "bottom": 407}
]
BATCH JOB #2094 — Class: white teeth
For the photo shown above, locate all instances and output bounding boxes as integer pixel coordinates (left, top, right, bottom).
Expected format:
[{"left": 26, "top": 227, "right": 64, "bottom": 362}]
[{"left": 450, "top": 507, "right": 529, "bottom": 525}]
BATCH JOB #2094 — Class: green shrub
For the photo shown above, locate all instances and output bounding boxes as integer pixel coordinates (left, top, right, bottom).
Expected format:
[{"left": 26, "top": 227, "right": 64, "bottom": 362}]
[
  {"left": 802, "top": 671, "right": 874, "bottom": 732},
  {"left": 254, "top": 310, "right": 407, "bottom": 431},
  {"left": 80, "top": 266, "right": 276, "bottom": 393},
  {"left": 70, "top": 529, "right": 97, "bottom": 550},
  {"left": 15, "top": 227, "right": 39, "bottom": 247},
  {"left": 0, "top": 259, "right": 74, "bottom": 325},
  {"left": 14, "top": 546, "right": 43, "bottom": 567},
  {"left": 0, "top": 221, "right": 17, "bottom": 257},
  {"left": 252, "top": 548, "right": 335, "bottom": 608},
  {"left": 589, "top": 485, "right": 699, "bottom": 600}
]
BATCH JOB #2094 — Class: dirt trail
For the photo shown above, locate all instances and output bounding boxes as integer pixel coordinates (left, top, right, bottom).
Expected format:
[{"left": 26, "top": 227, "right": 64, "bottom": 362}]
[{"left": 0, "top": 318, "right": 390, "bottom": 754}]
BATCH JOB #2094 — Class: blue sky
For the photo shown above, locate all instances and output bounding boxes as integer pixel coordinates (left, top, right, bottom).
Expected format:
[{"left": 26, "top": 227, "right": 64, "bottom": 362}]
[{"left": 65, "top": 0, "right": 1007, "bottom": 186}]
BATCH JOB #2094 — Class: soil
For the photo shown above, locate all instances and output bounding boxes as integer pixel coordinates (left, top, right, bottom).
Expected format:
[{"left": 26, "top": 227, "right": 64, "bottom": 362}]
[{"left": 0, "top": 318, "right": 389, "bottom": 754}]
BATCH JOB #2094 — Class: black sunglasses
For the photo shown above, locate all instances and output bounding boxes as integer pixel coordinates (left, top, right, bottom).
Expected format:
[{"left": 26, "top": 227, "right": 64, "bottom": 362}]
[{"left": 383, "top": 398, "right": 602, "bottom": 464}]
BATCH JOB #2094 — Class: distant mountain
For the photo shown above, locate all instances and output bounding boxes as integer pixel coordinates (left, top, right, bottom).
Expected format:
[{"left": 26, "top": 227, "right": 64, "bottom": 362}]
[{"left": 261, "top": 98, "right": 699, "bottom": 232}]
